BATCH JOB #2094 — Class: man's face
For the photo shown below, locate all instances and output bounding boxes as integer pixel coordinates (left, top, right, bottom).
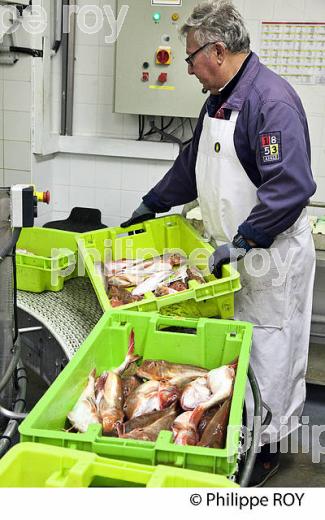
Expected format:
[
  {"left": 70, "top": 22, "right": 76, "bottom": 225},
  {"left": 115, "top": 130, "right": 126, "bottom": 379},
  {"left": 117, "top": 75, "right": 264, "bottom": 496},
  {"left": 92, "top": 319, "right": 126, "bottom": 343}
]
[{"left": 185, "top": 30, "right": 224, "bottom": 94}]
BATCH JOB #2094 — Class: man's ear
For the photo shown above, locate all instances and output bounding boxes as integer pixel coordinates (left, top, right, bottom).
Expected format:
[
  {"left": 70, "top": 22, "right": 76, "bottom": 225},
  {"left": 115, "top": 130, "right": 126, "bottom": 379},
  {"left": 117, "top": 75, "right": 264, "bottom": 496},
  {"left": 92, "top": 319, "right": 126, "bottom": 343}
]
[{"left": 215, "top": 42, "right": 226, "bottom": 64}]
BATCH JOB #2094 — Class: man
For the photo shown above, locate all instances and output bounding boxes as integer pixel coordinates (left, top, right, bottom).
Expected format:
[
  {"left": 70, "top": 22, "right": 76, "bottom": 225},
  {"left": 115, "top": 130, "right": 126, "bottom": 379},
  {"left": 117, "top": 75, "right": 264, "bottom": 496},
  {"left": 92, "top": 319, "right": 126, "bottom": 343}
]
[{"left": 121, "top": 0, "right": 316, "bottom": 486}]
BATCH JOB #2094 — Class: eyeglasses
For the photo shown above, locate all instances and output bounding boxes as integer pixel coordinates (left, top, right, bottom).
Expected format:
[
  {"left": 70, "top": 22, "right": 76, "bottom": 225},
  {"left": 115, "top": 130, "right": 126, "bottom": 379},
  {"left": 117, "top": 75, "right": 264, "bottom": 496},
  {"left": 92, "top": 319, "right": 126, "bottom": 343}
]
[{"left": 185, "top": 41, "right": 218, "bottom": 67}]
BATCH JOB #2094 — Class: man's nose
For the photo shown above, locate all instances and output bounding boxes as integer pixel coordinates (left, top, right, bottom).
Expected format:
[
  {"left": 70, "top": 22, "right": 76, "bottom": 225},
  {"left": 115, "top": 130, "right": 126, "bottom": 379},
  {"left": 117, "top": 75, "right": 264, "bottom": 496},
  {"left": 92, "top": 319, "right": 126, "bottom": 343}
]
[{"left": 188, "top": 63, "right": 194, "bottom": 75}]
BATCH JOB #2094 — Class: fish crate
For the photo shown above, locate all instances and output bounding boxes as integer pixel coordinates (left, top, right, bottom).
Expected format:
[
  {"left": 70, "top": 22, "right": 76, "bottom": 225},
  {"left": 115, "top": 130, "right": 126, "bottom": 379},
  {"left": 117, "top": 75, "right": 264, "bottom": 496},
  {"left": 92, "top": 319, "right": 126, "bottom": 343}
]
[
  {"left": 0, "top": 443, "right": 238, "bottom": 487},
  {"left": 16, "top": 227, "right": 79, "bottom": 292},
  {"left": 77, "top": 215, "right": 241, "bottom": 318},
  {"left": 19, "top": 311, "right": 253, "bottom": 477}
]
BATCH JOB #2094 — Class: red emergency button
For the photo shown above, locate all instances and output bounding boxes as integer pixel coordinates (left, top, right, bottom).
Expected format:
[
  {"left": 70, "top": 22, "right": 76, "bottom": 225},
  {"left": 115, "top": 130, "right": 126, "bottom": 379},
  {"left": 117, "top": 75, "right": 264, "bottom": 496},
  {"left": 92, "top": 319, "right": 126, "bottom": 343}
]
[
  {"left": 142, "top": 72, "right": 149, "bottom": 82},
  {"left": 156, "top": 49, "right": 169, "bottom": 64},
  {"left": 158, "top": 72, "right": 167, "bottom": 83}
]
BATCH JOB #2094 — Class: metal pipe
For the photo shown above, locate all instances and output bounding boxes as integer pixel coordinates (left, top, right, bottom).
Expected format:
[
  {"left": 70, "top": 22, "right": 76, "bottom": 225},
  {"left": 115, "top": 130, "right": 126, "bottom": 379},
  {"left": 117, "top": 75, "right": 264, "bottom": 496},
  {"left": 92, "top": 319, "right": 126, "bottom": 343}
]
[
  {"left": 0, "top": 361, "right": 27, "bottom": 458},
  {"left": 60, "top": 0, "right": 69, "bottom": 134},
  {"left": 311, "top": 314, "right": 325, "bottom": 325},
  {"left": 0, "top": 188, "right": 15, "bottom": 428},
  {"left": 19, "top": 327, "right": 43, "bottom": 334},
  {"left": 309, "top": 202, "right": 325, "bottom": 209},
  {"left": 0, "top": 405, "right": 27, "bottom": 420},
  {"left": 0, "top": 228, "right": 21, "bottom": 262},
  {"left": 52, "top": 0, "right": 63, "bottom": 53},
  {"left": 66, "top": 0, "right": 76, "bottom": 135}
]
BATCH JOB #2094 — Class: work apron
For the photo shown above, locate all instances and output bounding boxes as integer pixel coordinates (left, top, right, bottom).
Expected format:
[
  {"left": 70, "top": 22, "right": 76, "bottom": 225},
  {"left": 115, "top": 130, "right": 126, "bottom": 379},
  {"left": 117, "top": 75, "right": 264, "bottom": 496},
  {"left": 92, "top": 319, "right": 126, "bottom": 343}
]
[{"left": 196, "top": 111, "right": 316, "bottom": 444}]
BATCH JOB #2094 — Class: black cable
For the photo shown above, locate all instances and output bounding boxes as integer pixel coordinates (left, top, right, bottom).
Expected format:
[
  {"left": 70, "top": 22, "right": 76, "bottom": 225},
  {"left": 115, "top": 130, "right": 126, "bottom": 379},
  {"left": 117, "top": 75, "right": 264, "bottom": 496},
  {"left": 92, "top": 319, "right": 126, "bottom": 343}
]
[
  {"left": 148, "top": 119, "right": 183, "bottom": 147},
  {"left": 9, "top": 46, "right": 43, "bottom": 58}
]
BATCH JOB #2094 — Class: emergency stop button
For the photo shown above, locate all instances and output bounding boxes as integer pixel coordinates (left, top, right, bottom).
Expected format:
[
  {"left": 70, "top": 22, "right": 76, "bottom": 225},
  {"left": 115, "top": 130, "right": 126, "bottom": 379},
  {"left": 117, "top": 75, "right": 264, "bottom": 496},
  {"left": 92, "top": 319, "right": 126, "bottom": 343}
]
[
  {"left": 156, "top": 47, "right": 171, "bottom": 65},
  {"left": 158, "top": 72, "right": 168, "bottom": 84}
]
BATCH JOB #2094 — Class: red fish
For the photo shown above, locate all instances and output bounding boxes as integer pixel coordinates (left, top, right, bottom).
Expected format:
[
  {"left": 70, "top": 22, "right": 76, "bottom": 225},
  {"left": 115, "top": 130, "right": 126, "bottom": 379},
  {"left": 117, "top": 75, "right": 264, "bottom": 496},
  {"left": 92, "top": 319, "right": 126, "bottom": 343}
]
[
  {"left": 198, "top": 398, "right": 232, "bottom": 449},
  {"left": 136, "top": 360, "right": 207, "bottom": 381}
]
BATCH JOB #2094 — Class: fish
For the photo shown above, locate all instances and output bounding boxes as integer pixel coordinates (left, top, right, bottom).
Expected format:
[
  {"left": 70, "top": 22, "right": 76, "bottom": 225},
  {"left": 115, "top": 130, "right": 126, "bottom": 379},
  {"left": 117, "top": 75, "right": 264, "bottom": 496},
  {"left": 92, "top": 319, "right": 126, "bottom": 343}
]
[
  {"left": 131, "top": 269, "right": 173, "bottom": 296},
  {"left": 99, "top": 371, "right": 124, "bottom": 435},
  {"left": 95, "top": 370, "right": 109, "bottom": 407},
  {"left": 186, "top": 266, "right": 205, "bottom": 284},
  {"left": 180, "top": 376, "right": 212, "bottom": 410},
  {"left": 164, "top": 253, "right": 187, "bottom": 267},
  {"left": 107, "top": 273, "right": 144, "bottom": 288},
  {"left": 108, "top": 286, "right": 143, "bottom": 307},
  {"left": 122, "top": 375, "right": 142, "bottom": 400},
  {"left": 118, "top": 406, "right": 178, "bottom": 436},
  {"left": 172, "top": 411, "right": 198, "bottom": 446},
  {"left": 98, "top": 330, "right": 141, "bottom": 434},
  {"left": 154, "top": 284, "right": 178, "bottom": 297},
  {"left": 123, "top": 380, "right": 160, "bottom": 419},
  {"left": 166, "top": 265, "right": 188, "bottom": 285},
  {"left": 189, "top": 366, "right": 235, "bottom": 431},
  {"left": 158, "top": 380, "right": 181, "bottom": 409},
  {"left": 168, "top": 281, "right": 188, "bottom": 292},
  {"left": 67, "top": 369, "right": 100, "bottom": 433},
  {"left": 123, "top": 379, "right": 179, "bottom": 420},
  {"left": 198, "top": 398, "right": 232, "bottom": 449},
  {"left": 136, "top": 360, "right": 207, "bottom": 381},
  {"left": 197, "top": 406, "right": 221, "bottom": 437},
  {"left": 120, "top": 405, "right": 178, "bottom": 442},
  {"left": 114, "top": 330, "right": 141, "bottom": 376},
  {"left": 207, "top": 365, "right": 236, "bottom": 399}
]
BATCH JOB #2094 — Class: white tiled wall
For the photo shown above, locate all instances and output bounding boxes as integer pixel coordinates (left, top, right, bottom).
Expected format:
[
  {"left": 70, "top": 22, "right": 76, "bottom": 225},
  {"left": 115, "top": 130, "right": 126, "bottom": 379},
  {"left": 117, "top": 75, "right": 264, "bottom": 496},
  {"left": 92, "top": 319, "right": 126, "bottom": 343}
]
[
  {"left": 0, "top": 54, "right": 32, "bottom": 189},
  {"left": 36, "top": 152, "right": 181, "bottom": 227}
]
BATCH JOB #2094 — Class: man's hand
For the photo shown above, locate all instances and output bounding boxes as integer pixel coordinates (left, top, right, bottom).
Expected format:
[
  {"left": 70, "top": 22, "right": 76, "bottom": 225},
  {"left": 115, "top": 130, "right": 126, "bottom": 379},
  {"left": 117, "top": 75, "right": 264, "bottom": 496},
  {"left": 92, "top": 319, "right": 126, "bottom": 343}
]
[
  {"left": 209, "top": 235, "right": 253, "bottom": 278},
  {"left": 121, "top": 202, "right": 155, "bottom": 228}
]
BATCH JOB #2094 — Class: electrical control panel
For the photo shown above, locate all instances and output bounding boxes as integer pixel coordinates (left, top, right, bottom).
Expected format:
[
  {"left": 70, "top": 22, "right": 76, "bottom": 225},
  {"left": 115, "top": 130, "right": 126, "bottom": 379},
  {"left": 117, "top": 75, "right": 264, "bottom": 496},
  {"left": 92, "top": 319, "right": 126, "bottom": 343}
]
[{"left": 114, "top": 0, "right": 208, "bottom": 118}]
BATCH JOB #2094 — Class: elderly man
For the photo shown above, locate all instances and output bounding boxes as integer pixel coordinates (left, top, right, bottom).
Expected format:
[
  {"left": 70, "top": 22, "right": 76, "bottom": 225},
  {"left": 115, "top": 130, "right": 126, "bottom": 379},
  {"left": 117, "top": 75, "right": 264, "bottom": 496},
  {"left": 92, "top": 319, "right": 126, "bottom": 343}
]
[{"left": 122, "top": 0, "right": 316, "bottom": 486}]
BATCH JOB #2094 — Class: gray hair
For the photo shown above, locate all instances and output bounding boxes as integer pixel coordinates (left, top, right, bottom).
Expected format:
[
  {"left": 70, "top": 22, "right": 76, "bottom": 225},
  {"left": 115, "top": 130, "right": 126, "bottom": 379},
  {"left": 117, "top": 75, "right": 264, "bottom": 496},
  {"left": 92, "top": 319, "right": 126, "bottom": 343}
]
[{"left": 180, "top": 0, "right": 250, "bottom": 54}]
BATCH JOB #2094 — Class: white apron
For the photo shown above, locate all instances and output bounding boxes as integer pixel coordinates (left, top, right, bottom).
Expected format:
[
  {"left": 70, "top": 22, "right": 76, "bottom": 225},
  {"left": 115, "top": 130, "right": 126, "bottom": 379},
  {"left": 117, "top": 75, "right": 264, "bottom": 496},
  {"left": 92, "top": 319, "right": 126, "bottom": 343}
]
[{"left": 196, "top": 111, "right": 316, "bottom": 444}]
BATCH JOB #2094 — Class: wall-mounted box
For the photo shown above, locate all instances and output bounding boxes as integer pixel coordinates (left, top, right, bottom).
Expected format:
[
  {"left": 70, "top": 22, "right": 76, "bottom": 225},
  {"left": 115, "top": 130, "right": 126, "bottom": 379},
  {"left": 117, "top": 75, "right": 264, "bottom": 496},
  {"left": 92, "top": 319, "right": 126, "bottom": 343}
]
[{"left": 115, "top": 0, "right": 208, "bottom": 118}]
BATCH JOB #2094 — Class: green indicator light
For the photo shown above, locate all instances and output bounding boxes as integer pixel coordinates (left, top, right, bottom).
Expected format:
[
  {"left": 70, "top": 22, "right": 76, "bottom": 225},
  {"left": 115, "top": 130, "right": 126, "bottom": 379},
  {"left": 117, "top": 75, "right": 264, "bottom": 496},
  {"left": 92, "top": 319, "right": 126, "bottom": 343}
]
[{"left": 153, "top": 12, "right": 161, "bottom": 22}]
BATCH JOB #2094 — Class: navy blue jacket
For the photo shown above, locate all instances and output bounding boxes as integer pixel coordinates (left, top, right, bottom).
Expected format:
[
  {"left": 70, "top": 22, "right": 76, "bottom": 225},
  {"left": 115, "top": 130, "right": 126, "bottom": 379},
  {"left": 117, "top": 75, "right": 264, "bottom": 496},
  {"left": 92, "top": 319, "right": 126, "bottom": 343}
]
[{"left": 143, "top": 52, "right": 316, "bottom": 247}]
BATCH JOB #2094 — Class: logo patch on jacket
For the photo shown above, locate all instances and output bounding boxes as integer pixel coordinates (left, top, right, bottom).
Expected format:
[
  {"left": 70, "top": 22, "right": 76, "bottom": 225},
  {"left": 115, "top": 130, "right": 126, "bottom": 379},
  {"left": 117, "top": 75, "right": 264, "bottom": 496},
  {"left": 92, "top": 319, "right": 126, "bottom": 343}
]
[{"left": 259, "top": 132, "right": 282, "bottom": 164}]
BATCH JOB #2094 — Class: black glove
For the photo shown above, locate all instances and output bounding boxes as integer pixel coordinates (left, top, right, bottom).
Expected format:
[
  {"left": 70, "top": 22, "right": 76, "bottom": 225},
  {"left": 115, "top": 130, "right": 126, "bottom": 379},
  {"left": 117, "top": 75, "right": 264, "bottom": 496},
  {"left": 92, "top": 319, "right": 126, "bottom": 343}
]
[
  {"left": 209, "top": 234, "right": 253, "bottom": 278},
  {"left": 121, "top": 202, "right": 155, "bottom": 228}
]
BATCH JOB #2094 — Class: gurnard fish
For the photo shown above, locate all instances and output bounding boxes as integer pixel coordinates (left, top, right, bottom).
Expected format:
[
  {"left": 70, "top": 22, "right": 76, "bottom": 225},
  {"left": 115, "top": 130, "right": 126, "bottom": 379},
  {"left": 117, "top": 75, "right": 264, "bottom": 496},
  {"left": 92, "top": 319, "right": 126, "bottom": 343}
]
[
  {"left": 198, "top": 398, "right": 232, "bottom": 449},
  {"left": 169, "top": 281, "right": 188, "bottom": 292},
  {"left": 67, "top": 369, "right": 100, "bottom": 433},
  {"left": 108, "top": 286, "right": 143, "bottom": 307},
  {"left": 197, "top": 406, "right": 220, "bottom": 437},
  {"left": 172, "top": 364, "right": 236, "bottom": 445},
  {"left": 172, "top": 411, "right": 199, "bottom": 446},
  {"left": 99, "top": 330, "right": 141, "bottom": 434},
  {"left": 188, "top": 365, "right": 235, "bottom": 434},
  {"left": 107, "top": 272, "right": 144, "bottom": 288},
  {"left": 186, "top": 266, "right": 205, "bottom": 284},
  {"left": 123, "top": 379, "right": 180, "bottom": 419},
  {"left": 180, "top": 377, "right": 212, "bottom": 410},
  {"left": 136, "top": 360, "right": 207, "bottom": 382},
  {"left": 207, "top": 365, "right": 236, "bottom": 399},
  {"left": 118, "top": 406, "right": 178, "bottom": 435},
  {"left": 154, "top": 284, "right": 178, "bottom": 297},
  {"left": 122, "top": 375, "right": 142, "bottom": 400},
  {"left": 119, "top": 405, "right": 178, "bottom": 442}
]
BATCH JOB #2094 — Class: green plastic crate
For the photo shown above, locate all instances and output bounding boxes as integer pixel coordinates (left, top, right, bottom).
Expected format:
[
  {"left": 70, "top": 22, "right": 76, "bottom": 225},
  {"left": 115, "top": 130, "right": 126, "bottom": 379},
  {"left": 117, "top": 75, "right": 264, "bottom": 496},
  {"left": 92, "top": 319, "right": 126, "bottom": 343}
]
[
  {"left": 78, "top": 215, "right": 241, "bottom": 318},
  {"left": 19, "top": 311, "right": 252, "bottom": 477},
  {"left": 0, "top": 443, "right": 238, "bottom": 487},
  {"left": 16, "top": 227, "right": 80, "bottom": 292}
]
